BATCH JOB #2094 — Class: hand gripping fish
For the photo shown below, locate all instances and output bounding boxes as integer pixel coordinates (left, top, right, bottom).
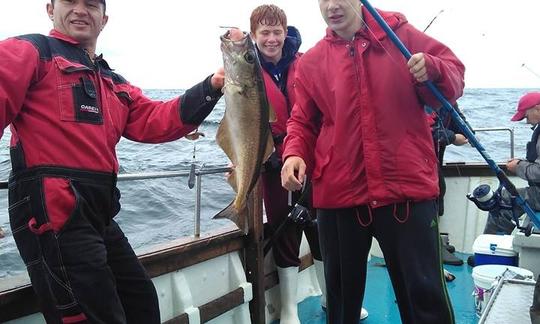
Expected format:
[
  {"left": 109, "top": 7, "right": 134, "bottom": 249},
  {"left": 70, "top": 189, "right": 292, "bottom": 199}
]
[{"left": 213, "top": 28, "right": 275, "bottom": 232}]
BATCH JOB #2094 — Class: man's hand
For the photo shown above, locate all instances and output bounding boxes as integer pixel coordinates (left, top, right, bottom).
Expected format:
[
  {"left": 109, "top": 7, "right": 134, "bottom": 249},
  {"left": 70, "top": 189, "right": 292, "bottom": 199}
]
[
  {"left": 506, "top": 158, "right": 521, "bottom": 174},
  {"left": 453, "top": 134, "right": 469, "bottom": 146},
  {"left": 408, "top": 53, "right": 428, "bottom": 83},
  {"left": 281, "top": 156, "right": 306, "bottom": 191},
  {"left": 211, "top": 67, "right": 225, "bottom": 90}
]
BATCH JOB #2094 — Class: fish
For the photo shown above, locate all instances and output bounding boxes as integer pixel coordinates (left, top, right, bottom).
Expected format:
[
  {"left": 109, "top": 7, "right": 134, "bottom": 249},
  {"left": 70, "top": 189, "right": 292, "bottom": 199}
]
[{"left": 213, "top": 28, "right": 275, "bottom": 232}]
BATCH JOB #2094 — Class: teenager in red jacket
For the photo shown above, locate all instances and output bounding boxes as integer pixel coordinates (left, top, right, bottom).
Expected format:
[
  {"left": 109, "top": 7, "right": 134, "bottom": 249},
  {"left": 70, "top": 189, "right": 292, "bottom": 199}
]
[
  {"left": 281, "top": 1, "right": 465, "bottom": 323},
  {"left": 1, "top": 1, "right": 224, "bottom": 323}
]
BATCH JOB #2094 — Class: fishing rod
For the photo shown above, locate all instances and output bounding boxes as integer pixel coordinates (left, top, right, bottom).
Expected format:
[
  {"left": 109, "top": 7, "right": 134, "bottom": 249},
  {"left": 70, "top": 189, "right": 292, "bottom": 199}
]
[
  {"left": 423, "top": 9, "right": 444, "bottom": 33},
  {"left": 522, "top": 63, "right": 540, "bottom": 80},
  {"left": 263, "top": 182, "right": 314, "bottom": 256},
  {"left": 359, "top": 0, "right": 540, "bottom": 234}
]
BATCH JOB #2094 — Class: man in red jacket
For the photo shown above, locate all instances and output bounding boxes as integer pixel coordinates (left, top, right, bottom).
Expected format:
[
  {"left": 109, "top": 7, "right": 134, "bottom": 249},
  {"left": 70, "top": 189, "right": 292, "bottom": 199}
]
[
  {"left": 249, "top": 5, "right": 367, "bottom": 323},
  {"left": 1, "top": 0, "right": 224, "bottom": 323},
  {"left": 281, "top": 1, "right": 465, "bottom": 323}
]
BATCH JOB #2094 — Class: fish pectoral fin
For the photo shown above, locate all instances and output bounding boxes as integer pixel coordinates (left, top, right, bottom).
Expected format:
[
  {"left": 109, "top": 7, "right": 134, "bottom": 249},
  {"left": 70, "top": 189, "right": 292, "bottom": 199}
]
[
  {"left": 227, "top": 170, "right": 238, "bottom": 193},
  {"left": 216, "top": 119, "right": 236, "bottom": 163},
  {"left": 227, "top": 84, "right": 245, "bottom": 96},
  {"left": 213, "top": 200, "right": 247, "bottom": 232},
  {"left": 268, "top": 104, "right": 277, "bottom": 122},
  {"left": 263, "top": 133, "right": 274, "bottom": 162}
]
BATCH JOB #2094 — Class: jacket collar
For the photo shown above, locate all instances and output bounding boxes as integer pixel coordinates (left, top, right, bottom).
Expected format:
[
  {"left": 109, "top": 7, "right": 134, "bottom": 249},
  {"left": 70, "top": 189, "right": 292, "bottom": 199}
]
[
  {"left": 49, "top": 29, "right": 80, "bottom": 45},
  {"left": 325, "top": 7, "right": 407, "bottom": 43}
]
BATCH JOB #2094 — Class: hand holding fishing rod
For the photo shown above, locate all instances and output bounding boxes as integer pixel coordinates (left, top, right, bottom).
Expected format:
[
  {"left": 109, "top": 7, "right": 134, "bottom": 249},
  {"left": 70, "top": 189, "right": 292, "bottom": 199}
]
[
  {"left": 263, "top": 180, "right": 314, "bottom": 256},
  {"left": 359, "top": 0, "right": 540, "bottom": 233}
]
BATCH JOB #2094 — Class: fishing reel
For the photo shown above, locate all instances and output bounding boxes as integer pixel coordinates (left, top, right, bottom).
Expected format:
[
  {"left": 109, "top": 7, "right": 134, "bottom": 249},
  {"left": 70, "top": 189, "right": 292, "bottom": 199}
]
[
  {"left": 288, "top": 203, "right": 315, "bottom": 228},
  {"left": 467, "top": 184, "right": 507, "bottom": 212},
  {"left": 467, "top": 184, "right": 534, "bottom": 236}
]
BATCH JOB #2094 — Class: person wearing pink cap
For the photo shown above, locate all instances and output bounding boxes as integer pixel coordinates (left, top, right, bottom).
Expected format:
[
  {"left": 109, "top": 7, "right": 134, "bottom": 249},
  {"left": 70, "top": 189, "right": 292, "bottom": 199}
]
[{"left": 484, "top": 91, "right": 540, "bottom": 235}]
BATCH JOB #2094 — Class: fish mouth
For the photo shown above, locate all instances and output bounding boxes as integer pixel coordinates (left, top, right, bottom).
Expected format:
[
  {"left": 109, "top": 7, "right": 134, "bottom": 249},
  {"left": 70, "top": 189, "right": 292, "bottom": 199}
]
[
  {"left": 220, "top": 30, "right": 251, "bottom": 54},
  {"left": 220, "top": 30, "right": 249, "bottom": 43}
]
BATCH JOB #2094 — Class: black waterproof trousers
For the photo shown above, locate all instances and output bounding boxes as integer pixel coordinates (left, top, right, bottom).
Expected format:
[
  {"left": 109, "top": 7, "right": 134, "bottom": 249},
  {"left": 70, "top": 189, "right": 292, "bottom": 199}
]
[
  {"left": 317, "top": 200, "right": 454, "bottom": 324},
  {"left": 9, "top": 167, "right": 159, "bottom": 324}
]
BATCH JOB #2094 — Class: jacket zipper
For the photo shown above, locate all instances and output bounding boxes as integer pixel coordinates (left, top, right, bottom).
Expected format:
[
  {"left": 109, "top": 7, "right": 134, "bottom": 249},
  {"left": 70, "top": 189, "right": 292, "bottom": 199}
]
[
  {"left": 83, "top": 49, "right": 107, "bottom": 124},
  {"left": 346, "top": 38, "right": 360, "bottom": 82}
]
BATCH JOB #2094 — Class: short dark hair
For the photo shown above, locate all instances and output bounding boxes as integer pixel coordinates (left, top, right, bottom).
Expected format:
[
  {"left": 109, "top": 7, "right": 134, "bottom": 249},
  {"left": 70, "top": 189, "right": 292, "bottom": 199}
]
[{"left": 51, "top": 0, "right": 106, "bottom": 13}]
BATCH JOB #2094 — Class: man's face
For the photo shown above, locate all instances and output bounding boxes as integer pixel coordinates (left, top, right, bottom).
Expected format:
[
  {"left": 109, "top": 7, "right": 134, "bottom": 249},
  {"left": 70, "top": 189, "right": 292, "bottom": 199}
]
[
  {"left": 318, "top": 0, "right": 362, "bottom": 37},
  {"left": 252, "top": 23, "right": 286, "bottom": 65},
  {"left": 47, "top": 0, "right": 108, "bottom": 48},
  {"left": 526, "top": 105, "right": 540, "bottom": 125}
]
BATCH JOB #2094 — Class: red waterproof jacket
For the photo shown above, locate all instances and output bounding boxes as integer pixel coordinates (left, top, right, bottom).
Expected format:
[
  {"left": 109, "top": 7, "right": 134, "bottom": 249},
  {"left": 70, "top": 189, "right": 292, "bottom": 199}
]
[
  {"left": 262, "top": 56, "right": 299, "bottom": 159},
  {"left": 0, "top": 30, "right": 208, "bottom": 172},
  {"left": 0, "top": 30, "right": 221, "bottom": 231},
  {"left": 283, "top": 8, "right": 465, "bottom": 209}
]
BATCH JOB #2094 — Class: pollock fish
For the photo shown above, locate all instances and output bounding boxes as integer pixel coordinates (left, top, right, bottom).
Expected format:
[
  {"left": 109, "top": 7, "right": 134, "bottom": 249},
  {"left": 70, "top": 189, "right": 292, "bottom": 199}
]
[{"left": 213, "top": 29, "right": 274, "bottom": 232}]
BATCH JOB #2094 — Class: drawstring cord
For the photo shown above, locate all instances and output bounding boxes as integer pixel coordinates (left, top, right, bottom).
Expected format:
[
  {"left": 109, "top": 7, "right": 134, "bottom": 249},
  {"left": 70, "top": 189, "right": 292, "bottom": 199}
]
[
  {"left": 355, "top": 205, "right": 373, "bottom": 227},
  {"left": 393, "top": 201, "right": 411, "bottom": 223},
  {"left": 355, "top": 201, "right": 412, "bottom": 226}
]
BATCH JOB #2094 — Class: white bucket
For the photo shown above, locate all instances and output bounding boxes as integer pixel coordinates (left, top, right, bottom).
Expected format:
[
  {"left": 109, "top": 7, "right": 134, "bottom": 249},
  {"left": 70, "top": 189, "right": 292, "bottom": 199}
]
[{"left": 472, "top": 264, "right": 533, "bottom": 317}]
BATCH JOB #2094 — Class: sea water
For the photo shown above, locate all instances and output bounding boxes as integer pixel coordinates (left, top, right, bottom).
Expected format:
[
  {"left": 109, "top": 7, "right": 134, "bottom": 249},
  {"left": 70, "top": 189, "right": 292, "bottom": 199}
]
[{"left": 0, "top": 88, "right": 536, "bottom": 279}]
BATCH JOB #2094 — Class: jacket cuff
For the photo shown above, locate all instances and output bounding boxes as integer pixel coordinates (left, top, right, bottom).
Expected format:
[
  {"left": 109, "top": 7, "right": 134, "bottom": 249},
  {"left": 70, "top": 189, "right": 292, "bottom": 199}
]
[{"left": 179, "top": 74, "right": 223, "bottom": 125}]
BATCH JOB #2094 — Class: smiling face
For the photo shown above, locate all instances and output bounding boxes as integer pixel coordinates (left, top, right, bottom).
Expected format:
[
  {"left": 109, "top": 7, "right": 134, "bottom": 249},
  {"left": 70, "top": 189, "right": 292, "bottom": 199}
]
[
  {"left": 47, "top": 0, "right": 108, "bottom": 54},
  {"left": 318, "top": 0, "right": 363, "bottom": 40},
  {"left": 252, "top": 23, "right": 285, "bottom": 65},
  {"left": 249, "top": 5, "right": 287, "bottom": 65}
]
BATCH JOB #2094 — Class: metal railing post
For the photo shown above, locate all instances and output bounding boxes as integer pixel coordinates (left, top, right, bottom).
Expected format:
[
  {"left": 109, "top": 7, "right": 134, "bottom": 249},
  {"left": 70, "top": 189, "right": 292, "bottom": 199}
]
[
  {"left": 194, "top": 173, "right": 202, "bottom": 238},
  {"left": 472, "top": 127, "right": 515, "bottom": 160}
]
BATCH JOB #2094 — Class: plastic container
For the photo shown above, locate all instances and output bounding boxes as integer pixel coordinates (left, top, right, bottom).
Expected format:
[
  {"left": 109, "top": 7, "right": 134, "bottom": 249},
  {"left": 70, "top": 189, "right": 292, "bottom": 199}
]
[
  {"left": 472, "top": 234, "right": 518, "bottom": 266},
  {"left": 472, "top": 264, "right": 533, "bottom": 317},
  {"left": 513, "top": 231, "right": 540, "bottom": 278}
]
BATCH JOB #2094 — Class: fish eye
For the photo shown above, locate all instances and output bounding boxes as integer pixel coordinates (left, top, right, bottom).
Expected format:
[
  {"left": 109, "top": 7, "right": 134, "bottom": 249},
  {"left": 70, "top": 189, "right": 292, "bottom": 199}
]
[{"left": 244, "top": 52, "right": 255, "bottom": 64}]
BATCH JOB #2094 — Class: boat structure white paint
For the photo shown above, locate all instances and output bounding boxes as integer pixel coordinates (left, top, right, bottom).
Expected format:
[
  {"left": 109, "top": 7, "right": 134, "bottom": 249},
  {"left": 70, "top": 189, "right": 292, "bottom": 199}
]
[{"left": 1, "top": 161, "right": 537, "bottom": 323}]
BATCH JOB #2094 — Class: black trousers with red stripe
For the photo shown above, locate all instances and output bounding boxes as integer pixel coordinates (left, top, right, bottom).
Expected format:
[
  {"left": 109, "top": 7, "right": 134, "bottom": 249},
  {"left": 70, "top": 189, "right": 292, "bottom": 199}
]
[
  {"left": 8, "top": 167, "right": 159, "bottom": 324},
  {"left": 317, "top": 200, "right": 454, "bottom": 324}
]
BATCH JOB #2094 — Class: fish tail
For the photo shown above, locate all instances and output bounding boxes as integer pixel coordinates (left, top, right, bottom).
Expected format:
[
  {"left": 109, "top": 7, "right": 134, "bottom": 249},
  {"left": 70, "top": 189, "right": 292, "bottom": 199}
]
[{"left": 213, "top": 200, "right": 247, "bottom": 233}]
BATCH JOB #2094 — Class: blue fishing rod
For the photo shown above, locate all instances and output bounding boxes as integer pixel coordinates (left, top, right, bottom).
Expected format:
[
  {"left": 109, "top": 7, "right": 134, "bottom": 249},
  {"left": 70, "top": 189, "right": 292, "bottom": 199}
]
[{"left": 359, "top": 0, "right": 540, "bottom": 233}]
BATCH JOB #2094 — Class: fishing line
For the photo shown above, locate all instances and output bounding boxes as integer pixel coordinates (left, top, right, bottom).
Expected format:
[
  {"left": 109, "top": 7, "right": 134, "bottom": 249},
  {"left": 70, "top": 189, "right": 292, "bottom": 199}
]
[
  {"left": 343, "top": 0, "right": 405, "bottom": 71},
  {"left": 188, "top": 129, "right": 200, "bottom": 189}
]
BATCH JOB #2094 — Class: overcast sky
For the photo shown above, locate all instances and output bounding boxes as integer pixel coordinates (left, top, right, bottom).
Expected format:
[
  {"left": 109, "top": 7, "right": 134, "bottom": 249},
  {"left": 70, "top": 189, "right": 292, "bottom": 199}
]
[{"left": 1, "top": 0, "right": 539, "bottom": 89}]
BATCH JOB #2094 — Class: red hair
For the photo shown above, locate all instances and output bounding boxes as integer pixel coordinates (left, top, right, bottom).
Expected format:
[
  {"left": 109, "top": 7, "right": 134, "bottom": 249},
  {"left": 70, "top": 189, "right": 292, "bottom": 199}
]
[{"left": 250, "top": 4, "right": 287, "bottom": 34}]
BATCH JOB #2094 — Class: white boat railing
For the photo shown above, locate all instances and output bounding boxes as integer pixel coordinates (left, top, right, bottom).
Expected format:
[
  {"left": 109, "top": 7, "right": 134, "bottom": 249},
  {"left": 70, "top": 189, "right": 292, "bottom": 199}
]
[
  {"left": 0, "top": 165, "right": 233, "bottom": 238},
  {"left": 473, "top": 127, "right": 515, "bottom": 159},
  {"left": 118, "top": 164, "right": 232, "bottom": 238},
  {"left": 0, "top": 128, "right": 516, "bottom": 238}
]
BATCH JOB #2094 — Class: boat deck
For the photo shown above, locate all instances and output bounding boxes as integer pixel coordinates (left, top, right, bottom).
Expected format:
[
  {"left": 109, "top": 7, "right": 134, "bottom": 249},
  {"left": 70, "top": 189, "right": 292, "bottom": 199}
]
[{"left": 281, "top": 253, "right": 477, "bottom": 324}]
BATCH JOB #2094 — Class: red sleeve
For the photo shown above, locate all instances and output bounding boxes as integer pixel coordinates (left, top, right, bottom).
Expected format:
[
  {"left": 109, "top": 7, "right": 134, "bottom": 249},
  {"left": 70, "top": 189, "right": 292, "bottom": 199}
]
[
  {"left": 402, "top": 24, "right": 465, "bottom": 108},
  {"left": 283, "top": 63, "right": 320, "bottom": 173},
  {"left": 121, "top": 84, "right": 196, "bottom": 143},
  {"left": 0, "top": 38, "right": 43, "bottom": 137}
]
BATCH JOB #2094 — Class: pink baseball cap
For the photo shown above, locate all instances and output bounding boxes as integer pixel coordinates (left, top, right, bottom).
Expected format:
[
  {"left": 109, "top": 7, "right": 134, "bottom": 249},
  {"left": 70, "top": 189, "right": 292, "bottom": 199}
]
[{"left": 511, "top": 92, "right": 540, "bottom": 121}]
